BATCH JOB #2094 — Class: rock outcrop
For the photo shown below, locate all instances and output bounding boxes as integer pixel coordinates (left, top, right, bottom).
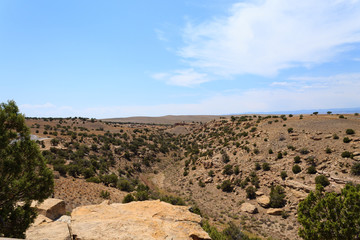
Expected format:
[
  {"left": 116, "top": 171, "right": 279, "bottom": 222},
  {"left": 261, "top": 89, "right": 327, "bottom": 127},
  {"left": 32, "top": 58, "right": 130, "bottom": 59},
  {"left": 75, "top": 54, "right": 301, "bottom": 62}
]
[
  {"left": 32, "top": 198, "right": 66, "bottom": 220},
  {"left": 26, "top": 199, "right": 210, "bottom": 240}
]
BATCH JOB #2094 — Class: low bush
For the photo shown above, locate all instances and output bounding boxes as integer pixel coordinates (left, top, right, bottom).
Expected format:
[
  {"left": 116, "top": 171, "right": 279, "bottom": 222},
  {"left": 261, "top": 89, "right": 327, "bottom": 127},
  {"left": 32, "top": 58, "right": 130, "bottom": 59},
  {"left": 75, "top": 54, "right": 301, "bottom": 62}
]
[
  {"left": 262, "top": 162, "right": 270, "bottom": 171},
  {"left": 280, "top": 171, "right": 287, "bottom": 180},
  {"left": 292, "top": 164, "right": 301, "bottom": 174},
  {"left": 221, "top": 180, "right": 233, "bottom": 192},
  {"left": 315, "top": 175, "right": 330, "bottom": 187},
  {"left": 346, "top": 129, "right": 355, "bottom": 135},
  {"left": 246, "top": 186, "right": 256, "bottom": 199},
  {"left": 351, "top": 163, "right": 360, "bottom": 175}
]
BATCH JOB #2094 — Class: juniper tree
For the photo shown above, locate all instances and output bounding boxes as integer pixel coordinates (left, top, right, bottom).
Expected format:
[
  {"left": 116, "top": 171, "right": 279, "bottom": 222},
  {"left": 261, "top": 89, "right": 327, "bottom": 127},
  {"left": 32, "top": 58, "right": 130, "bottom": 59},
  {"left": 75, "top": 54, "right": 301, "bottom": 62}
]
[{"left": 0, "top": 100, "right": 54, "bottom": 238}]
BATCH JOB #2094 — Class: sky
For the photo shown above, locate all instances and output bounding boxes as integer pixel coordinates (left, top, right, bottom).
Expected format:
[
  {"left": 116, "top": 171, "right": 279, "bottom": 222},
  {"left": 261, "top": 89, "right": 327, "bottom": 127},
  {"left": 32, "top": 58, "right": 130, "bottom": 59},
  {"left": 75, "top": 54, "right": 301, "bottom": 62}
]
[{"left": 1, "top": 0, "right": 360, "bottom": 118}]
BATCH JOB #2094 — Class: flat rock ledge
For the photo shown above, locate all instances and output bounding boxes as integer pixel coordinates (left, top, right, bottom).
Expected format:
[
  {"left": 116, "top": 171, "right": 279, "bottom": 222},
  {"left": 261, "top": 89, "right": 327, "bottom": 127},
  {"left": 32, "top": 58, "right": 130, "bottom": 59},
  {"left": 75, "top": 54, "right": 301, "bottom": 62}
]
[{"left": 27, "top": 199, "right": 210, "bottom": 240}]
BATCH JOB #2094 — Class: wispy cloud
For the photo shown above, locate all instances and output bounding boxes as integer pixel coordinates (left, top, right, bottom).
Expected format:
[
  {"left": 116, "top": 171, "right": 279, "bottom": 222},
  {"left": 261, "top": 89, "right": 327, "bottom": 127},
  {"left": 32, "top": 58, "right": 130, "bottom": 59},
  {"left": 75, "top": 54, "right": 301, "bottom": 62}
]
[
  {"left": 156, "top": 0, "right": 360, "bottom": 86},
  {"left": 155, "top": 29, "right": 168, "bottom": 42},
  {"left": 152, "top": 68, "right": 209, "bottom": 86}
]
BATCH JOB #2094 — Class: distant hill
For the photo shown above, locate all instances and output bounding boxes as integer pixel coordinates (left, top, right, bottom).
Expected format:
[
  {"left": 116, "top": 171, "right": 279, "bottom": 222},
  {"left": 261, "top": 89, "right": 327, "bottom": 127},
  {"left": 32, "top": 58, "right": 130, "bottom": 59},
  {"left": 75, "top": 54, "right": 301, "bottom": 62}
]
[
  {"left": 240, "top": 107, "right": 360, "bottom": 115},
  {"left": 102, "top": 115, "right": 227, "bottom": 124}
]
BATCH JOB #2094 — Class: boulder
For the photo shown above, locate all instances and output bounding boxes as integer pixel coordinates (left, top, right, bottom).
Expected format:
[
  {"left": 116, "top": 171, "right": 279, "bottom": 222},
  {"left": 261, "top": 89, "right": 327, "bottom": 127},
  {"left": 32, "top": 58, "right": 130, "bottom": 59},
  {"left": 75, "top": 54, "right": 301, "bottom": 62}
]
[
  {"left": 255, "top": 191, "right": 264, "bottom": 196},
  {"left": 33, "top": 198, "right": 66, "bottom": 220},
  {"left": 26, "top": 220, "right": 70, "bottom": 240},
  {"left": 240, "top": 203, "right": 258, "bottom": 214},
  {"left": 354, "top": 156, "right": 360, "bottom": 161},
  {"left": 71, "top": 200, "right": 210, "bottom": 240},
  {"left": 257, "top": 195, "right": 270, "bottom": 208},
  {"left": 267, "top": 208, "right": 283, "bottom": 216}
]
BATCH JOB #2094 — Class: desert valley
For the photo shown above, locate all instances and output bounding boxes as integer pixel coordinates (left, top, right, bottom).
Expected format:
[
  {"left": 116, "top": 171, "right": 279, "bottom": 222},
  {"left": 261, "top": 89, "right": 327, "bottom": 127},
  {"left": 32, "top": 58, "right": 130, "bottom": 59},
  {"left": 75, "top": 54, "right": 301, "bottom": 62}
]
[{"left": 22, "top": 112, "right": 360, "bottom": 239}]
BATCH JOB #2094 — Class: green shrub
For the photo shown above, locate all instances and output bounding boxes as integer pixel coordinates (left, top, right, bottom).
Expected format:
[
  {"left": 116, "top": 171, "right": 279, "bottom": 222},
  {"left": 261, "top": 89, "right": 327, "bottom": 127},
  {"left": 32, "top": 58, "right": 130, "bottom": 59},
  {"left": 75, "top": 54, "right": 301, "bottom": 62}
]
[
  {"left": 223, "top": 164, "right": 233, "bottom": 175},
  {"left": 351, "top": 163, "right": 360, "bottom": 175},
  {"left": 122, "top": 193, "right": 135, "bottom": 203},
  {"left": 270, "top": 185, "right": 286, "bottom": 208},
  {"left": 341, "top": 151, "right": 352, "bottom": 158},
  {"left": 234, "top": 166, "right": 240, "bottom": 175},
  {"left": 307, "top": 166, "right": 317, "bottom": 174},
  {"left": 198, "top": 180, "right": 205, "bottom": 188},
  {"left": 339, "top": 115, "right": 345, "bottom": 119},
  {"left": 135, "top": 191, "right": 149, "bottom": 201},
  {"left": 315, "top": 175, "right": 330, "bottom": 187},
  {"left": 333, "top": 134, "right": 339, "bottom": 139},
  {"left": 292, "top": 164, "right": 301, "bottom": 174},
  {"left": 287, "top": 128, "right": 294, "bottom": 133},
  {"left": 117, "top": 178, "right": 134, "bottom": 192},
  {"left": 325, "top": 147, "right": 332, "bottom": 154},
  {"left": 294, "top": 156, "right": 301, "bottom": 163},
  {"left": 268, "top": 149, "right": 273, "bottom": 154},
  {"left": 255, "top": 162, "right": 261, "bottom": 170},
  {"left": 262, "top": 162, "right": 270, "bottom": 171},
  {"left": 343, "top": 137, "right": 351, "bottom": 143},
  {"left": 100, "top": 190, "right": 110, "bottom": 199},
  {"left": 221, "top": 180, "right": 233, "bottom": 192},
  {"left": 246, "top": 186, "right": 256, "bottom": 199},
  {"left": 280, "top": 171, "right": 287, "bottom": 180},
  {"left": 277, "top": 152, "right": 283, "bottom": 159},
  {"left": 300, "top": 148, "right": 309, "bottom": 155},
  {"left": 86, "top": 176, "right": 101, "bottom": 183},
  {"left": 346, "top": 129, "right": 355, "bottom": 135}
]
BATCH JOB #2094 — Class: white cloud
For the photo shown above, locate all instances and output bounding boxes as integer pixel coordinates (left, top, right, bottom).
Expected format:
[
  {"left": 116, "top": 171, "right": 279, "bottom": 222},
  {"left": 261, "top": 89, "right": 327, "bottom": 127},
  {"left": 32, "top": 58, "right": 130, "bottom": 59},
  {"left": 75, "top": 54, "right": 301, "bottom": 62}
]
[
  {"left": 159, "top": 0, "right": 360, "bottom": 85},
  {"left": 152, "top": 68, "right": 209, "bottom": 86}
]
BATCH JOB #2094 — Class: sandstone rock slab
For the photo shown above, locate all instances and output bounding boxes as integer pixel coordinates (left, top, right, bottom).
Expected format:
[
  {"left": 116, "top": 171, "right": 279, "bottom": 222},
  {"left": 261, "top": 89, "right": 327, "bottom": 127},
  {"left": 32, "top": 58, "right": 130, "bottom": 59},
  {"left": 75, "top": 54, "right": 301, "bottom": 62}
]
[
  {"left": 71, "top": 200, "right": 210, "bottom": 240},
  {"left": 267, "top": 208, "right": 283, "bottom": 216},
  {"left": 26, "top": 220, "right": 70, "bottom": 240}
]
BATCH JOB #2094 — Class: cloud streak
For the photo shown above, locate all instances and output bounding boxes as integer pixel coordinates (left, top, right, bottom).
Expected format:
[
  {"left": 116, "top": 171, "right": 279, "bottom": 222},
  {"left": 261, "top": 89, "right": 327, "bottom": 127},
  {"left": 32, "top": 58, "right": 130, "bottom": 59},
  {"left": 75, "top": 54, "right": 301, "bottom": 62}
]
[{"left": 155, "top": 0, "right": 360, "bottom": 86}]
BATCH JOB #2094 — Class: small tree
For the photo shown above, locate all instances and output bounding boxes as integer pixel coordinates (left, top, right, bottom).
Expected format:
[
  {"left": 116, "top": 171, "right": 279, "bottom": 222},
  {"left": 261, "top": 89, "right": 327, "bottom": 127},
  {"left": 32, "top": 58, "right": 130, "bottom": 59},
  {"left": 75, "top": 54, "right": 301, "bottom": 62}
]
[
  {"left": 298, "top": 184, "right": 360, "bottom": 239},
  {"left": 0, "top": 100, "right": 54, "bottom": 238}
]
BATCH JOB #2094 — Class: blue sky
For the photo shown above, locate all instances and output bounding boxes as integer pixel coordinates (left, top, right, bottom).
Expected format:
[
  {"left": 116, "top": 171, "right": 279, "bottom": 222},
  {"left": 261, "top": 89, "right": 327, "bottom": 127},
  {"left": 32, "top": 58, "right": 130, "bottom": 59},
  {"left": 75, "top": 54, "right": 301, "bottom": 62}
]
[{"left": 1, "top": 0, "right": 360, "bottom": 118}]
